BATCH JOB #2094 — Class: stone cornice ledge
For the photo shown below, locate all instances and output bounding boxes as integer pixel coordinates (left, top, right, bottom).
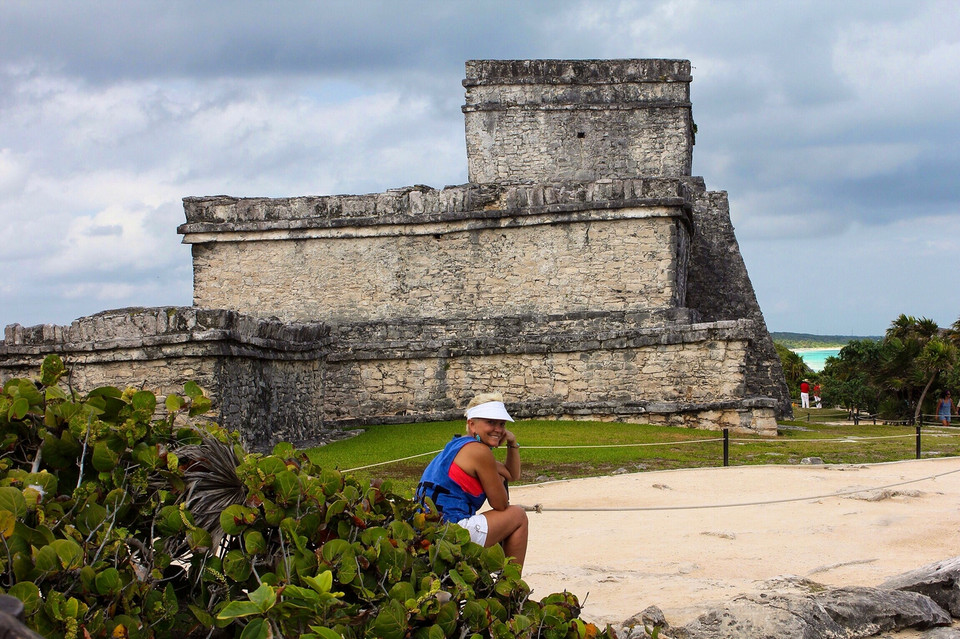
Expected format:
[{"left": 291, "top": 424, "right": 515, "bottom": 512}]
[
  {"left": 178, "top": 178, "right": 695, "bottom": 242},
  {"left": 2, "top": 308, "right": 330, "bottom": 357}
]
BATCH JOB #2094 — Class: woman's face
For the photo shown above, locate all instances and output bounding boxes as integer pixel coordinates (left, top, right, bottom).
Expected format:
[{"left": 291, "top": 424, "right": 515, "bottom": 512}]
[{"left": 468, "top": 417, "right": 508, "bottom": 447}]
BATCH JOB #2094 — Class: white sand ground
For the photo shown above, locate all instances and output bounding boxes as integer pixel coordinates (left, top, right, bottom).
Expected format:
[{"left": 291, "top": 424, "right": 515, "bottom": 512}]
[{"left": 509, "top": 457, "right": 960, "bottom": 629}]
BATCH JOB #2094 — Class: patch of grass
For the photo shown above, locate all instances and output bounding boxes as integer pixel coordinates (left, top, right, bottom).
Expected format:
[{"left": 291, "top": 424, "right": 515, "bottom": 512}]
[{"left": 305, "top": 419, "right": 960, "bottom": 497}]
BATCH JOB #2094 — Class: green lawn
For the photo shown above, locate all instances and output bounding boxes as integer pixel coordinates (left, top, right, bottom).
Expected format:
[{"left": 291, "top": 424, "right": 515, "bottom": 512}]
[{"left": 305, "top": 418, "right": 960, "bottom": 498}]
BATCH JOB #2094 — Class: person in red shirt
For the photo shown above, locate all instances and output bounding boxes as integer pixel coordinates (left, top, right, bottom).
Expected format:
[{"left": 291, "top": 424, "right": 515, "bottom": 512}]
[{"left": 800, "top": 380, "right": 810, "bottom": 409}]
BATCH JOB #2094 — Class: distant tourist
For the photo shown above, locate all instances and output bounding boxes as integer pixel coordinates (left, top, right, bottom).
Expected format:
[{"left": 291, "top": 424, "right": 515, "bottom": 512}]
[
  {"left": 937, "top": 391, "right": 953, "bottom": 427},
  {"left": 415, "top": 392, "right": 528, "bottom": 570},
  {"left": 800, "top": 379, "right": 810, "bottom": 409},
  {"left": 813, "top": 383, "right": 822, "bottom": 409}
]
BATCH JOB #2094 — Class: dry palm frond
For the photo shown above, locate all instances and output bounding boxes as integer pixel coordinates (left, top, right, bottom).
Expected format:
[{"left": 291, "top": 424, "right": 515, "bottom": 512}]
[{"left": 176, "top": 436, "right": 246, "bottom": 541}]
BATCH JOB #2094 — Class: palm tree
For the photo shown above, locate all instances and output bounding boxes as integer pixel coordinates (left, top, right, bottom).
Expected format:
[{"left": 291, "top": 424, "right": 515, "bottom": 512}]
[
  {"left": 885, "top": 315, "right": 950, "bottom": 423},
  {"left": 913, "top": 337, "right": 958, "bottom": 424}
]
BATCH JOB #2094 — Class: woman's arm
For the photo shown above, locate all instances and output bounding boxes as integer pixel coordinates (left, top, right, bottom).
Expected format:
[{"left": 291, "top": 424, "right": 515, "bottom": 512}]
[
  {"left": 458, "top": 443, "right": 510, "bottom": 510},
  {"left": 499, "top": 429, "right": 520, "bottom": 482}
]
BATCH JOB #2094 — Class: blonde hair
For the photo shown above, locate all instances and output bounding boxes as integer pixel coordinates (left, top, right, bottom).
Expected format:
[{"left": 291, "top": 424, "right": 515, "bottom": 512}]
[
  {"left": 464, "top": 392, "right": 506, "bottom": 432},
  {"left": 465, "top": 391, "right": 505, "bottom": 414}
]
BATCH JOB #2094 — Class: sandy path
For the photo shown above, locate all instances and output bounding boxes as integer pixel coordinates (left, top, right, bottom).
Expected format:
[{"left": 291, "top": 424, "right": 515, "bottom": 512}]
[{"left": 510, "top": 457, "right": 960, "bottom": 628}]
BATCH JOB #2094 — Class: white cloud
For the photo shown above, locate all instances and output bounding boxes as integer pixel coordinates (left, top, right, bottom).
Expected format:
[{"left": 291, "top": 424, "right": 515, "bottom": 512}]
[{"left": 0, "top": 0, "right": 958, "bottom": 336}]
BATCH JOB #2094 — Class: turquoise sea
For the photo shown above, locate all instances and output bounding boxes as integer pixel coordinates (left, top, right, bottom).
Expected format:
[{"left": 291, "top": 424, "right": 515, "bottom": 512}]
[{"left": 792, "top": 347, "right": 842, "bottom": 372}]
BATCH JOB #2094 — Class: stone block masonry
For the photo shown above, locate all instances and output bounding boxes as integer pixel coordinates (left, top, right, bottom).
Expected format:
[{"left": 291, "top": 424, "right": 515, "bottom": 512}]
[
  {"left": 181, "top": 178, "right": 694, "bottom": 324},
  {"left": 0, "top": 308, "right": 331, "bottom": 450},
  {"left": 0, "top": 59, "right": 790, "bottom": 448},
  {"left": 463, "top": 59, "right": 694, "bottom": 183}
]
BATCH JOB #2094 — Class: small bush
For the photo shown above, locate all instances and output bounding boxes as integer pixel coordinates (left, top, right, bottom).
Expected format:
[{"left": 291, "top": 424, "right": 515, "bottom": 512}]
[{"left": 0, "top": 355, "right": 612, "bottom": 638}]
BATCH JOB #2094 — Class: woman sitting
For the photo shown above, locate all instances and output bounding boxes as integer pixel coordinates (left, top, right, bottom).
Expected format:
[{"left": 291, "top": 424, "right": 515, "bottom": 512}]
[{"left": 416, "top": 392, "right": 529, "bottom": 569}]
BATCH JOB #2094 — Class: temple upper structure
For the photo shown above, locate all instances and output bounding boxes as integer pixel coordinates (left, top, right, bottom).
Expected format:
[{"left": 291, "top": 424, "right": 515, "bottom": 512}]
[{"left": 2, "top": 59, "right": 790, "bottom": 450}]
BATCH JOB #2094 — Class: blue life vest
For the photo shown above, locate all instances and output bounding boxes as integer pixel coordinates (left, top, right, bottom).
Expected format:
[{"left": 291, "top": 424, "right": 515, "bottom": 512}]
[{"left": 416, "top": 436, "right": 487, "bottom": 523}]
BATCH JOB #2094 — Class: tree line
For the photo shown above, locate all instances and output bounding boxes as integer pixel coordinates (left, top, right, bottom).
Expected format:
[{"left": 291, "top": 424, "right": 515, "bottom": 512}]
[{"left": 776, "top": 314, "right": 960, "bottom": 422}]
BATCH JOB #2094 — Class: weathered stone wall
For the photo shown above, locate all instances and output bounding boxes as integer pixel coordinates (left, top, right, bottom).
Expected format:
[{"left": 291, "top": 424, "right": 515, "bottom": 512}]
[
  {"left": 1, "top": 307, "right": 779, "bottom": 449},
  {"left": 684, "top": 180, "right": 791, "bottom": 415},
  {"left": 181, "top": 179, "right": 694, "bottom": 324},
  {"left": 463, "top": 59, "right": 694, "bottom": 183},
  {"left": 319, "top": 314, "right": 775, "bottom": 435},
  {"left": 0, "top": 308, "right": 331, "bottom": 450},
  {"left": 0, "top": 58, "right": 790, "bottom": 447}
]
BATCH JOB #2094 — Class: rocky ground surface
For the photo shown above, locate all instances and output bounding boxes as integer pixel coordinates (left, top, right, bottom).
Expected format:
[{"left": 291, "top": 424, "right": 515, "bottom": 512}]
[{"left": 509, "top": 458, "right": 960, "bottom": 637}]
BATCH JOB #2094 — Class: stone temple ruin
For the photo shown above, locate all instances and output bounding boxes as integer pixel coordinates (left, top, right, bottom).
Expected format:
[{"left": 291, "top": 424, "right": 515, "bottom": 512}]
[{"left": 0, "top": 59, "right": 790, "bottom": 450}]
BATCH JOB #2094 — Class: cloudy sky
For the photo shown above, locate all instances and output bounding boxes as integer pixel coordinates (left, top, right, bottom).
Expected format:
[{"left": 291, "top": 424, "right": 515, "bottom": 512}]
[{"left": 1, "top": 0, "right": 958, "bottom": 336}]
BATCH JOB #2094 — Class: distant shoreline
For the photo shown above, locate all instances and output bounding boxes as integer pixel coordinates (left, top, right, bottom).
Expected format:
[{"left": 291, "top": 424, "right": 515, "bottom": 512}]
[{"left": 791, "top": 346, "right": 844, "bottom": 353}]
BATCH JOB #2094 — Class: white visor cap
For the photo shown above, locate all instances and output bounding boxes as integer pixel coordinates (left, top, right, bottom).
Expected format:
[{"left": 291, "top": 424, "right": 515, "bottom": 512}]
[{"left": 465, "top": 401, "right": 514, "bottom": 422}]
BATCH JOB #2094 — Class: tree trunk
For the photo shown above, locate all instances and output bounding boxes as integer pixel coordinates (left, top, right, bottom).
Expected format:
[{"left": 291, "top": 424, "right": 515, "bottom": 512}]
[{"left": 914, "top": 372, "right": 939, "bottom": 424}]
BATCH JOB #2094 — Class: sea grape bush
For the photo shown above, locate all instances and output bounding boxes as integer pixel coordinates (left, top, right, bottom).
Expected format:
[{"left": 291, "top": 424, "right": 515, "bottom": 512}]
[{"left": 0, "top": 355, "right": 613, "bottom": 638}]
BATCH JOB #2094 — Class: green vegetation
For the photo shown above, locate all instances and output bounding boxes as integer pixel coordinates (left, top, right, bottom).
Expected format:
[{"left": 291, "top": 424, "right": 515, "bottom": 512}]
[
  {"left": 309, "top": 416, "right": 960, "bottom": 497},
  {"left": 0, "top": 355, "right": 613, "bottom": 638},
  {"left": 774, "top": 342, "right": 815, "bottom": 400},
  {"left": 814, "top": 315, "right": 960, "bottom": 421},
  {"left": 770, "top": 332, "right": 879, "bottom": 349},
  {"left": 774, "top": 314, "right": 960, "bottom": 423}
]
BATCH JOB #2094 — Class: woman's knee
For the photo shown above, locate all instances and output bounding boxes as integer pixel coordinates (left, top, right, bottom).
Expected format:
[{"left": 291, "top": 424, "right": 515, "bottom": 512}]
[{"left": 507, "top": 504, "right": 527, "bottom": 521}]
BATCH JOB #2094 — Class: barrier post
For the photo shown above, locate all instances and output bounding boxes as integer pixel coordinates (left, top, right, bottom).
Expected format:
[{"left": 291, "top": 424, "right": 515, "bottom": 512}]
[
  {"left": 916, "top": 425, "right": 921, "bottom": 459},
  {"left": 723, "top": 428, "right": 729, "bottom": 467}
]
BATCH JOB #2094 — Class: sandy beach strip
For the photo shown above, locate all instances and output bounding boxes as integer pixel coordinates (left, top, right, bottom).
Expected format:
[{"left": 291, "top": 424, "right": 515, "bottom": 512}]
[{"left": 510, "top": 457, "right": 960, "bottom": 628}]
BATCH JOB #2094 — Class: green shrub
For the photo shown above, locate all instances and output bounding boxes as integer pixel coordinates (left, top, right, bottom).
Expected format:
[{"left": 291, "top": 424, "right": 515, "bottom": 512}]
[{"left": 0, "top": 355, "right": 611, "bottom": 638}]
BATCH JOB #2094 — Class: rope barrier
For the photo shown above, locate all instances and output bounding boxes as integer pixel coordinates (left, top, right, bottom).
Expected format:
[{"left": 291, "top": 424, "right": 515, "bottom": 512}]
[
  {"left": 728, "top": 434, "right": 916, "bottom": 443},
  {"left": 515, "top": 465, "right": 960, "bottom": 513},
  {"left": 343, "top": 449, "right": 442, "bottom": 473},
  {"left": 340, "top": 430, "right": 960, "bottom": 472},
  {"left": 521, "top": 437, "right": 722, "bottom": 450}
]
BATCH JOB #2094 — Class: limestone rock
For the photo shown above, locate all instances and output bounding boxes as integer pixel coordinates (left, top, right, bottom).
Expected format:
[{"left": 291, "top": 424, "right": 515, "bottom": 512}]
[
  {"left": 669, "top": 582, "right": 950, "bottom": 638},
  {"left": 881, "top": 556, "right": 960, "bottom": 617},
  {"left": 619, "top": 605, "right": 670, "bottom": 638}
]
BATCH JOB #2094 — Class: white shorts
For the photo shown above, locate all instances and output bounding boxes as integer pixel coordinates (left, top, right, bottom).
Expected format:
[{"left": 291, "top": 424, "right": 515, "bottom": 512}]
[{"left": 456, "top": 513, "right": 488, "bottom": 546}]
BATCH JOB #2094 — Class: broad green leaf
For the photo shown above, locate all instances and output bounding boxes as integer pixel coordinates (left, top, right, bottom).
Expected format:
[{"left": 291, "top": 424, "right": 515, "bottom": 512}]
[
  {"left": 132, "top": 442, "right": 160, "bottom": 469},
  {"left": 91, "top": 441, "right": 119, "bottom": 472},
  {"left": 8, "top": 397, "right": 29, "bottom": 420},
  {"left": 33, "top": 545, "right": 60, "bottom": 575},
  {"left": 247, "top": 583, "right": 277, "bottom": 612},
  {"left": 23, "top": 471, "right": 57, "bottom": 496},
  {"left": 369, "top": 599, "right": 407, "bottom": 639},
  {"left": 7, "top": 581, "right": 41, "bottom": 614},
  {"left": 165, "top": 394, "right": 185, "bottom": 412},
  {"left": 220, "top": 504, "right": 258, "bottom": 535},
  {"left": 239, "top": 618, "right": 271, "bottom": 639},
  {"left": 306, "top": 627, "right": 343, "bottom": 639},
  {"left": 271, "top": 441, "right": 295, "bottom": 458},
  {"left": 272, "top": 470, "right": 300, "bottom": 503},
  {"left": 183, "top": 381, "right": 203, "bottom": 399},
  {"left": 0, "top": 510, "right": 16, "bottom": 538},
  {"left": 41, "top": 430, "right": 82, "bottom": 469},
  {"left": 257, "top": 456, "right": 287, "bottom": 477},
  {"left": 156, "top": 505, "right": 183, "bottom": 536},
  {"left": 95, "top": 567, "right": 123, "bottom": 595},
  {"left": 189, "top": 396, "right": 212, "bottom": 416},
  {"left": 223, "top": 549, "right": 252, "bottom": 582},
  {"left": 303, "top": 570, "right": 334, "bottom": 594},
  {"left": 188, "top": 604, "right": 214, "bottom": 626},
  {"left": 216, "top": 600, "right": 262, "bottom": 620},
  {"left": 243, "top": 530, "right": 267, "bottom": 555},
  {"left": 44, "top": 385, "right": 67, "bottom": 401},
  {"left": 51, "top": 539, "right": 84, "bottom": 570},
  {"left": 186, "top": 527, "right": 212, "bottom": 551},
  {"left": 40, "top": 354, "right": 66, "bottom": 386},
  {"left": 436, "top": 601, "right": 459, "bottom": 636},
  {"left": 0, "top": 487, "right": 26, "bottom": 518},
  {"left": 131, "top": 390, "right": 157, "bottom": 413}
]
